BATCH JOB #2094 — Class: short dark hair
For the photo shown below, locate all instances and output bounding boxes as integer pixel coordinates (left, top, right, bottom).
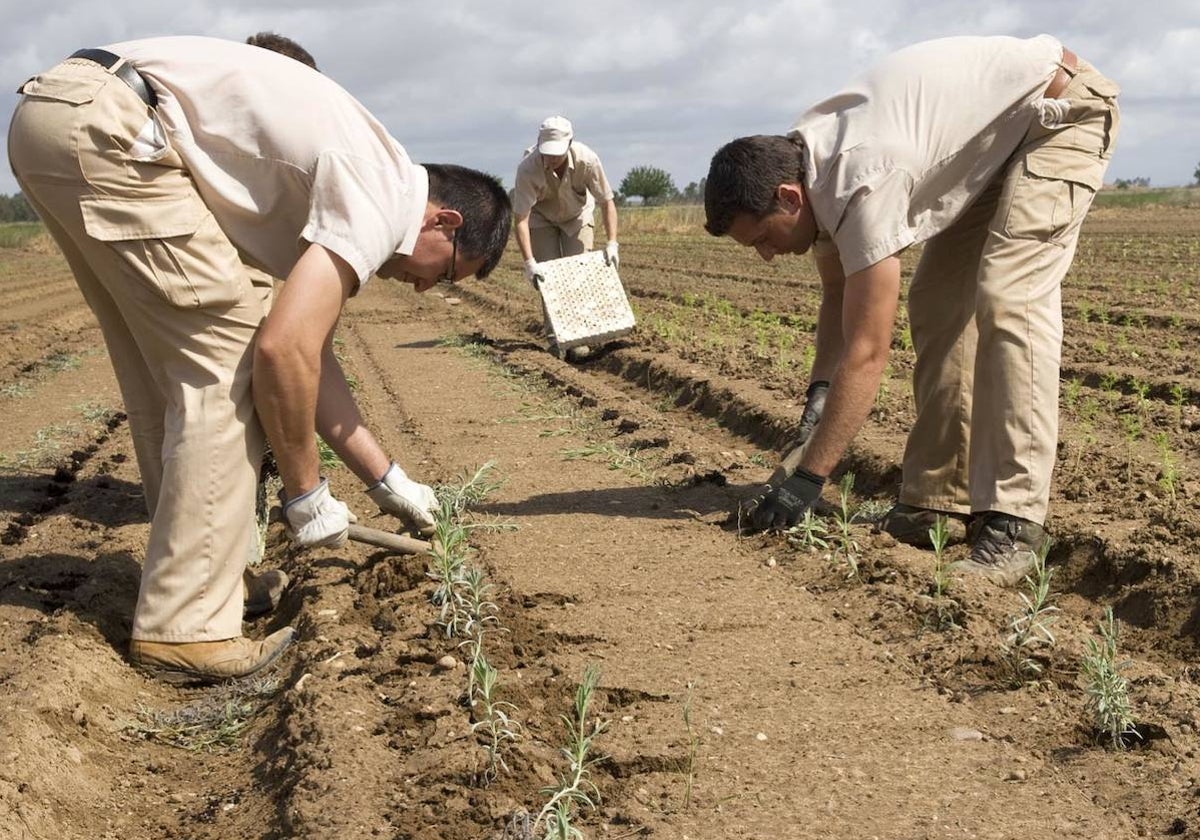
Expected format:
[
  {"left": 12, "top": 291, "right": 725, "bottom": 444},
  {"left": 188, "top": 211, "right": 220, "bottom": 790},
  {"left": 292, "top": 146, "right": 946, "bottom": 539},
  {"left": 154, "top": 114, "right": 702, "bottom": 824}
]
[
  {"left": 425, "top": 165, "right": 512, "bottom": 279},
  {"left": 704, "top": 135, "right": 805, "bottom": 236},
  {"left": 246, "top": 32, "right": 319, "bottom": 71}
]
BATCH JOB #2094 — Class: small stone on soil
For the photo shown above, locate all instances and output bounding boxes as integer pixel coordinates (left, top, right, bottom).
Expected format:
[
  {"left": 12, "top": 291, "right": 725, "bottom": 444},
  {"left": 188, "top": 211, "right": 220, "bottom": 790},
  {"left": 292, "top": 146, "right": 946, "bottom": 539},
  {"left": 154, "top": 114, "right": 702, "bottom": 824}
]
[
  {"left": 435, "top": 655, "right": 458, "bottom": 671},
  {"left": 755, "top": 732, "right": 768, "bottom": 741},
  {"left": 1005, "top": 769, "right": 1027, "bottom": 782},
  {"left": 949, "top": 727, "right": 984, "bottom": 741}
]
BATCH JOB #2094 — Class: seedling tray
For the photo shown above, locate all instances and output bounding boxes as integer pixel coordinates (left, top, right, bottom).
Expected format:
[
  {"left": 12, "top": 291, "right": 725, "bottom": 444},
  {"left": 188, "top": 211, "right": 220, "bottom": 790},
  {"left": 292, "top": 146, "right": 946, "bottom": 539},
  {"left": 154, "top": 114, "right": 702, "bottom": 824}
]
[{"left": 537, "top": 251, "right": 635, "bottom": 351}]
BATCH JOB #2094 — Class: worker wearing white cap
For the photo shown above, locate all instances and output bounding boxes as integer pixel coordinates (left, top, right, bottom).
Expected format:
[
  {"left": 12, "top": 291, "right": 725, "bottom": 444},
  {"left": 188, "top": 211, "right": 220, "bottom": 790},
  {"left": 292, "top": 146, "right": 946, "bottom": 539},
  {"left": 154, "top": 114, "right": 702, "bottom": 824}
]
[{"left": 513, "top": 116, "right": 619, "bottom": 358}]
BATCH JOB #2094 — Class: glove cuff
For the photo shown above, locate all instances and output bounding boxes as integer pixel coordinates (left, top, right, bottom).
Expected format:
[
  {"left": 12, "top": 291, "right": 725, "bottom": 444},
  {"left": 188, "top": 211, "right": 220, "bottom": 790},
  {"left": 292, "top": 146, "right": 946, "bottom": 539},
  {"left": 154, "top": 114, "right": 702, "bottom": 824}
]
[
  {"left": 806, "top": 380, "right": 831, "bottom": 398},
  {"left": 283, "top": 477, "right": 330, "bottom": 512},
  {"left": 366, "top": 462, "right": 405, "bottom": 493},
  {"left": 524, "top": 257, "right": 539, "bottom": 270},
  {"left": 793, "top": 467, "right": 827, "bottom": 488}
]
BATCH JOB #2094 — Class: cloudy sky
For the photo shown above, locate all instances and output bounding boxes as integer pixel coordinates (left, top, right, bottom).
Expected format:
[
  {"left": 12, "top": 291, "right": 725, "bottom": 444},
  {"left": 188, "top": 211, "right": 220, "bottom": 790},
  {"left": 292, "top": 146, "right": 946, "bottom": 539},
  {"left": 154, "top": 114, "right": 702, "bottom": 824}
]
[{"left": 1, "top": 0, "right": 1198, "bottom": 196}]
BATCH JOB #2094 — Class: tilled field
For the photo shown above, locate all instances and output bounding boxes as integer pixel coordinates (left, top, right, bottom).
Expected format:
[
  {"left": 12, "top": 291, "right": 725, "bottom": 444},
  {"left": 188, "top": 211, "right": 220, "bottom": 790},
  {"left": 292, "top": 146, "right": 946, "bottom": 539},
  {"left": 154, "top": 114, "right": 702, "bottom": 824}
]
[{"left": 1, "top": 205, "right": 1199, "bottom": 839}]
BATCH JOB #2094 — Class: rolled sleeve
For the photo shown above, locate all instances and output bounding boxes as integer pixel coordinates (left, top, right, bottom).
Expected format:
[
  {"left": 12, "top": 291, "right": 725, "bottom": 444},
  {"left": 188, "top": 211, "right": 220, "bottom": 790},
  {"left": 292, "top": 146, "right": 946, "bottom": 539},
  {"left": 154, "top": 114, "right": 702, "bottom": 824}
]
[
  {"left": 299, "top": 150, "right": 418, "bottom": 285},
  {"left": 831, "top": 167, "right": 916, "bottom": 276}
]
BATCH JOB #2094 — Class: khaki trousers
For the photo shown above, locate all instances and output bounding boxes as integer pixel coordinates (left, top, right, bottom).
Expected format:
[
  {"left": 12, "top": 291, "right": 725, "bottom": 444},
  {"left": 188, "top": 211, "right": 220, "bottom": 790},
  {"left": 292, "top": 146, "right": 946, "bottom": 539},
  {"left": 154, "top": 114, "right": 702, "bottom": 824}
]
[
  {"left": 8, "top": 59, "right": 271, "bottom": 642},
  {"left": 530, "top": 217, "right": 594, "bottom": 342},
  {"left": 901, "top": 61, "right": 1120, "bottom": 524},
  {"left": 529, "top": 219, "right": 594, "bottom": 262}
]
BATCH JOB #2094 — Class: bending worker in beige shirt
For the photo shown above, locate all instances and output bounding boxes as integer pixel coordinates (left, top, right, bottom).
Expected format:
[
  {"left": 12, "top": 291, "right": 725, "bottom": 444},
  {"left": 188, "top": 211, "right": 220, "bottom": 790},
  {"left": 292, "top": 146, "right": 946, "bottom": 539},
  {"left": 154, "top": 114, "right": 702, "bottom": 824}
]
[
  {"left": 513, "top": 116, "right": 619, "bottom": 359},
  {"left": 704, "top": 35, "right": 1119, "bottom": 585},
  {"left": 8, "top": 37, "right": 512, "bottom": 682}
]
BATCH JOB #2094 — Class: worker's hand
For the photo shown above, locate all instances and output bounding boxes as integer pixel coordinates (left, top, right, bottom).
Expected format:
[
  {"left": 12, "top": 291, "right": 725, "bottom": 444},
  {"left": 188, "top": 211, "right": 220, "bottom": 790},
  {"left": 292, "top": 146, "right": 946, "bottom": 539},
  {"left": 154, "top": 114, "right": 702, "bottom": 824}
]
[
  {"left": 282, "top": 478, "right": 350, "bottom": 548},
  {"left": 366, "top": 462, "right": 438, "bottom": 536},
  {"left": 603, "top": 241, "right": 619, "bottom": 270},
  {"left": 742, "top": 468, "right": 826, "bottom": 532},
  {"left": 523, "top": 258, "right": 543, "bottom": 288},
  {"left": 796, "top": 380, "right": 830, "bottom": 446}
]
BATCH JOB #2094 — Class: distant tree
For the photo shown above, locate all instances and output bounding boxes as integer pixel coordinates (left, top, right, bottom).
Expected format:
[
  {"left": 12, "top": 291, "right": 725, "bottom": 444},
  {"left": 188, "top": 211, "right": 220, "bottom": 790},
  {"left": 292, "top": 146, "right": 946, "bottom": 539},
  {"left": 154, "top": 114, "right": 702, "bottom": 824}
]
[
  {"left": 1194, "top": 160, "right": 1200, "bottom": 185},
  {"left": 619, "top": 166, "right": 677, "bottom": 206},
  {"left": 1113, "top": 177, "right": 1150, "bottom": 190},
  {"left": 0, "top": 193, "right": 37, "bottom": 223}
]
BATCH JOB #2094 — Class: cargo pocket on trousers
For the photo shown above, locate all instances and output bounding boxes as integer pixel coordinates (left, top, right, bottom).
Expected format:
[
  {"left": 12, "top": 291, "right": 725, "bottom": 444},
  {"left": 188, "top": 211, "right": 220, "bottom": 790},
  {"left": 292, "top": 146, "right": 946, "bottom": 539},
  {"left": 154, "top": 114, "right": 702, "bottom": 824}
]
[
  {"left": 17, "top": 73, "right": 106, "bottom": 104},
  {"left": 1002, "top": 147, "right": 1104, "bottom": 244},
  {"left": 80, "top": 193, "right": 247, "bottom": 309}
]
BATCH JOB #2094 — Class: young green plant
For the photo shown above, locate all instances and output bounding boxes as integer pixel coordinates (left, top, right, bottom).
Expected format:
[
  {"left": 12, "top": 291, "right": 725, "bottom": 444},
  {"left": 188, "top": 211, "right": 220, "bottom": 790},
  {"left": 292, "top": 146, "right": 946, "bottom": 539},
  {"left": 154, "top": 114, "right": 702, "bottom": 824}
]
[
  {"left": 928, "top": 515, "right": 957, "bottom": 630},
  {"left": 534, "top": 665, "right": 607, "bottom": 838},
  {"left": 832, "top": 472, "right": 861, "bottom": 581},
  {"left": 999, "top": 539, "right": 1059, "bottom": 686},
  {"left": 678, "top": 682, "right": 700, "bottom": 811},
  {"left": 470, "top": 652, "right": 521, "bottom": 786},
  {"left": 786, "top": 509, "right": 830, "bottom": 553},
  {"left": 1081, "top": 606, "right": 1137, "bottom": 749}
]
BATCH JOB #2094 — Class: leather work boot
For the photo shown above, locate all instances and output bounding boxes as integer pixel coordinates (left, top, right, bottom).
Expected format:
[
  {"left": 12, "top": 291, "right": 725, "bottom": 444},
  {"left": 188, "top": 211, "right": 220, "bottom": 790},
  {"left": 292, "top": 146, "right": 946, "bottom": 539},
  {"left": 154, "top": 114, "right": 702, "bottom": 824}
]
[
  {"left": 877, "top": 503, "right": 968, "bottom": 547},
  {"left": 243, "top": 568, "right": 289, "bottom": 618},
  {"left": 130, "top": 627, "right": 296, "bottom": 685},
  {"left": 955, "top": 512, "right": 1048, "bottom": 587}
]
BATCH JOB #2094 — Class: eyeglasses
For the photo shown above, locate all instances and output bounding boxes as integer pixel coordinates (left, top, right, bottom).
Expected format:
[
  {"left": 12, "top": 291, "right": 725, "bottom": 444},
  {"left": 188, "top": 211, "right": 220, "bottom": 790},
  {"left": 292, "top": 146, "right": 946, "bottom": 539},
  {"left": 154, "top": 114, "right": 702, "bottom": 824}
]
[{"left": 439, "top": 227, "right": 459, "bottom": 285}]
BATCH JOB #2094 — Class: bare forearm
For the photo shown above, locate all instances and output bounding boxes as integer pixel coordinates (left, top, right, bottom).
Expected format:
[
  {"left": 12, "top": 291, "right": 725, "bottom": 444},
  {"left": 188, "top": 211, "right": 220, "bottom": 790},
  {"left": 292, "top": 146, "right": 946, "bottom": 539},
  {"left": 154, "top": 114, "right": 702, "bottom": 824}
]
[
  {"left": 811, "top": 251, "right": 845, "bottom": 383},
  {"left": 515, "top": 214, "right": 534, "bottom": 262},
  {"left": 800, "top": 256, "right": 900, "bottom": 477},
  {"left": 254, "top": 347, "right": 321, "bottom": 498},
  {"left": 255, "top": 242, "right": 358, "bottom": 499},
  {"left": 601, "top": 199, "right": 618, "bottom": 243},
  {"left": 315, "top": 347, "right": 390, "bottom": 486},
  {"left": 811, "top": 292, "right": 844, "bottom": 382},
  {"left": 799, "top": 356, "right": 887, "bottom": 476}
]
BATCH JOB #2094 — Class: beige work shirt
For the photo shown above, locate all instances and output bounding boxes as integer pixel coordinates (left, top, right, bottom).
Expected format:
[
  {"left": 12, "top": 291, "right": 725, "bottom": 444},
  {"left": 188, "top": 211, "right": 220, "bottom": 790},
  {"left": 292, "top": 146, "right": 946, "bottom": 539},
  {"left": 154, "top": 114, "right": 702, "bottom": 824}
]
[
  {"left": 512, "top": 141, "right": 614, "bottom": 230},
  {"left": 789, "top": 34, "right": 1065, "bottom": 276},
  {"left": 108, "top": 36, "right": 427, "bottom": 285}
]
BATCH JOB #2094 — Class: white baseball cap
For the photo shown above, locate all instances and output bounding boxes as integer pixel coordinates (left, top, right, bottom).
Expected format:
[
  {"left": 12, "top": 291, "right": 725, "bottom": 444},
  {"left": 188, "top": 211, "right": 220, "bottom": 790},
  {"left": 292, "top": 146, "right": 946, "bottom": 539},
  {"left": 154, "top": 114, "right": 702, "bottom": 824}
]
[{"left": 537, "top": 116, "right": 574, "bottom": 156}]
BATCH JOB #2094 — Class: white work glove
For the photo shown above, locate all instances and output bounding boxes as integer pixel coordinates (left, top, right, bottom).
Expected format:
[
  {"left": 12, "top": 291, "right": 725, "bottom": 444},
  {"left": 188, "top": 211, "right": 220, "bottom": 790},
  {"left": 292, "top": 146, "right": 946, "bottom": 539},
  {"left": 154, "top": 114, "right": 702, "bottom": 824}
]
[
  {"left": 282, "top": 478, "right": 350, "bottom": 548},
  {"left": 366, "top": 462, "right": 438, "bottom": 536},
  {"left": 603, "top": 241, "right": 619, "bottom": 270},
  {"left": 523, "top": 257, "right": 543, "bottom": 288}
]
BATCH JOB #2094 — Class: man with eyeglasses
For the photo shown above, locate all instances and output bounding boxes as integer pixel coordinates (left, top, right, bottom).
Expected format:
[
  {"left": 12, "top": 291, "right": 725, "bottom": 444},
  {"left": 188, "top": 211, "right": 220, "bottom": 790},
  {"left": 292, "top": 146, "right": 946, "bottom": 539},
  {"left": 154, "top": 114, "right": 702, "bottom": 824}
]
[
  {"left": 703, "top": 35, "right": 1118, "bottom": 586},
  {"left": 514, "top": 116, "right": 619, "bottom": 360},
  {"left": 8, "top": 36, "right": 512, "bottom": 682}
]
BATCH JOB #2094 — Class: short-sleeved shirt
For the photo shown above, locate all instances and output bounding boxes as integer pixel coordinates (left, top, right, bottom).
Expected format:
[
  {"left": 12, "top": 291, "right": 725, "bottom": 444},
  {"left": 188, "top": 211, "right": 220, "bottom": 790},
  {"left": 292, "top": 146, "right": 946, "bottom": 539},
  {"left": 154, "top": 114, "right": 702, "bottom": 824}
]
[
  {"left": 512, "top": 141, "right": 613, "bottom": 230},
  {"left": 108, "top": 36, "right": 427, "bottom": 285},
  {"left": 789, "top": 34, "right": 1065, "bottom": 276}
]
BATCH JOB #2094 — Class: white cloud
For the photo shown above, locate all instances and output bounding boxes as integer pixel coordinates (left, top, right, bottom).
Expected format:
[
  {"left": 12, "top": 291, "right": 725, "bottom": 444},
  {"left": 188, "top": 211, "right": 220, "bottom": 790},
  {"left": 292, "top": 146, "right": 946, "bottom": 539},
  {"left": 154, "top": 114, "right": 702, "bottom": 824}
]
[{"left": 1, "top": 0, "right": 1198, "bottom": 196}]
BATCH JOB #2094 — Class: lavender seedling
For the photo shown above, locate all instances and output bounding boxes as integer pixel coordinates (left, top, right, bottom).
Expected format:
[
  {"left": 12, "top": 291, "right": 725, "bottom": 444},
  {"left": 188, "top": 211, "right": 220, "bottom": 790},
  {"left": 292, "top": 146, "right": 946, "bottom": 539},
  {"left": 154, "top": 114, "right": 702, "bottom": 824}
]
[
  {"left": 678, "top": 682, "right": 700, "bottom": 811},
  {"left": 832, "top": 472, "right": 861, "bottom": 580},
  {"left": 1000, "top": 539, "right": 1059, "bottom": 686},
  {"left": 535, "top": 666, "right": 607, "bottom": 838},
  {"left": 1081, "top": 607, "right": 1137, "bottom": 749},
  {"left": 929, "top": 515, "right": 957, "bottom": 630},
  {"left": 786, "top": 509, "right": 830, "bottom": 553},
  {"left": 471, "top": 653, "right": 521, "bottom": 785}
]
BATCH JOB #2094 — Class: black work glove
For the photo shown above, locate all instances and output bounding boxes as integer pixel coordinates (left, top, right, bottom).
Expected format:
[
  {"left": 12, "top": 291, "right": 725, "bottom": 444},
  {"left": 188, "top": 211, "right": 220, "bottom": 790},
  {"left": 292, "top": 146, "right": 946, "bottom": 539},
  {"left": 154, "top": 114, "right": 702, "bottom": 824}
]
[
  {"left": 797, "top": 380, "right": 830, "bottom": 445},
  {"left": 745, "top": 467, "right": 827, "bottom": 532}
]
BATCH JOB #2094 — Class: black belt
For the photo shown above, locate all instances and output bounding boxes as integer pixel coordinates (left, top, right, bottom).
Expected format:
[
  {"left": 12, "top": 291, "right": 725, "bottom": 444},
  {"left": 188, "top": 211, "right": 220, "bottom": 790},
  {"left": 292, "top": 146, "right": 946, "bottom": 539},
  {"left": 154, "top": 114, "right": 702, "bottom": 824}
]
[{"left": 69, "top": 48, "right": 157, "bottom": 108}]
